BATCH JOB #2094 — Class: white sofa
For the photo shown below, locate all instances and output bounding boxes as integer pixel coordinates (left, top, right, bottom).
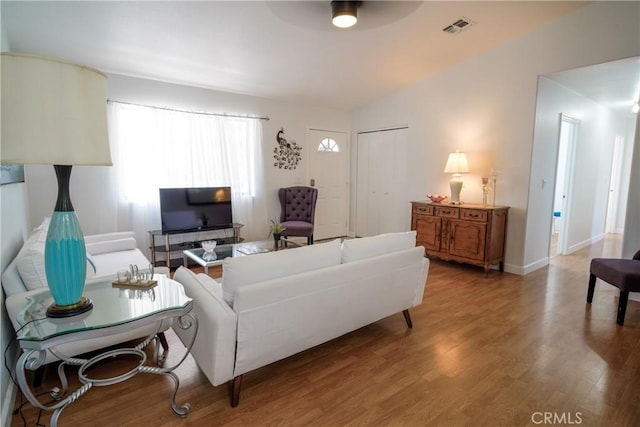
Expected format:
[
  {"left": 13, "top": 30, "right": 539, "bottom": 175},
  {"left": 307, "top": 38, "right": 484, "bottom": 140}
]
[
  {"left": 1, "top": 219, "right": 170, "bottom": 365},
  {"left": 172, "top": 231, "right": 429, "bottom": 406}
]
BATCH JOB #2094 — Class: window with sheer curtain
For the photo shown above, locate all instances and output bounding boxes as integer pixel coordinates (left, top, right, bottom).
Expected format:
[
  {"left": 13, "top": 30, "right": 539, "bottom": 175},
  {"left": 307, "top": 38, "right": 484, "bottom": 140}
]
[{"left": 107, "top": 101, "right": 266, "bottom": 244}]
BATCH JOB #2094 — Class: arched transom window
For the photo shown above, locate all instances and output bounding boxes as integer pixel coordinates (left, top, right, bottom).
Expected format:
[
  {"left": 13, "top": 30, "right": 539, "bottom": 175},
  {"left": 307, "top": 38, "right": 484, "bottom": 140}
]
[{"left": 317, "top": 138, "right": 340, "bottom": 152}]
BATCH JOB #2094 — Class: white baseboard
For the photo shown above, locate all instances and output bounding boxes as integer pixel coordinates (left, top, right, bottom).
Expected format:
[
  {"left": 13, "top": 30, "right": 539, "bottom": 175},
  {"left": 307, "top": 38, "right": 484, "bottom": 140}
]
[
  {"left": 1, "top": 381, "right": 17, "bottom": 427},
  {"left": 505, "top": 257, "right": 549, "bottom": 276},
  {"left": 568, "top": 234, "right": 603, "bottom": 254},
  {"left": 503, "top": 263, "right": 524, "bottom": 275}
]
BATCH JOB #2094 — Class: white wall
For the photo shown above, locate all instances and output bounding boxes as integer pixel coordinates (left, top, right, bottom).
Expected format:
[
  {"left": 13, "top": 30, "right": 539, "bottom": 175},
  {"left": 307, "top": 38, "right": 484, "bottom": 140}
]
[
  {"left": 622, "top": 118, "right": 640, "bottom": 259},
  {"left": 1, "top": 16, "right": 20, "bottom": 426},
  {"left": 24, "top": 74, "right": 351, "bottom": 246},
  {"left": 351, "top": 1, "right": 640, "bottom": 274},
  {"left": 0, "top": 184, "right": 28, "bottom": 427},
  {"left": 614, "top": 116, "right": 637, "bottom": 233}
]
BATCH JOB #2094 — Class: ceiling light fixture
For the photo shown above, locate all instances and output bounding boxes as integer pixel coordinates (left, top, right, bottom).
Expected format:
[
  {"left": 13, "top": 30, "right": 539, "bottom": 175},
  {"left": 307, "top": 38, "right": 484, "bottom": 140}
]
[
  {"left": 632, "top": 101, "right": 639, "bottom": 114},
  {"left": 331, "top": 1, "right": 361, "bottom": 29}
]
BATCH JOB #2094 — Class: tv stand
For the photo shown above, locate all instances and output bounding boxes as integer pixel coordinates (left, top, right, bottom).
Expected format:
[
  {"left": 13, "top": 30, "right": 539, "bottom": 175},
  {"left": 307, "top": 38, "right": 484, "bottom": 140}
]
[{"left": 149, "top": 223, "right": 244, "bottom": 268}]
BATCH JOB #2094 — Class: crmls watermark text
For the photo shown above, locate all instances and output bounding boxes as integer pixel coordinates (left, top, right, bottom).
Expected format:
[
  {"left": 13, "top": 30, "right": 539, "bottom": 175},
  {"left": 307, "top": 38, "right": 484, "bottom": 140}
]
[{"left": 531, "top": 412, "right": 583, "bottom": 425}]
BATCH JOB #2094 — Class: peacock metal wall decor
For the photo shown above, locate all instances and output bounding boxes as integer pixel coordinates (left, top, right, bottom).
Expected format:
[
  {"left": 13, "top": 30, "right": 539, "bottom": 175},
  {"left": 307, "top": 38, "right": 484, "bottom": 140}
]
[{"left": 273, "top": 127, "right": 302, "bottom": 170}]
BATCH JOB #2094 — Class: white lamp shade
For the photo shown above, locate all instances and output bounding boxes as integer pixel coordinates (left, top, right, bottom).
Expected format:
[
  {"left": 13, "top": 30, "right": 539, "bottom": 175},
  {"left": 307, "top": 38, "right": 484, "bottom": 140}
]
[
  {"left": 1, "top": 52, "right": 111, "bottom": 166},
  {"left": 444, "top": 151, "right": 469, "bottom": 174}
]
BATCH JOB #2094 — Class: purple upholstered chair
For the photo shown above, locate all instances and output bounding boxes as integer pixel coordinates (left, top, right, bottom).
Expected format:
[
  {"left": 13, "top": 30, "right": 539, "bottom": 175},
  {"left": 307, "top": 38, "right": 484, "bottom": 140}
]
[
  {"left": 587, "top": 249, "right": 640, "bottom": 325},
  {"left": 278, "top": 186, "right": 318, "bottom": 245}
]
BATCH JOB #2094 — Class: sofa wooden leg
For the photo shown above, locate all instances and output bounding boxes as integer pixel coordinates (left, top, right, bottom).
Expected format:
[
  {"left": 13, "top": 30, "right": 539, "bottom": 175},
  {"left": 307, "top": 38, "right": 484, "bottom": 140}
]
[
  {"left": 402, "top": 309, "right": 413, "bottom": 328},
  {"left": 587, "top": 273, "right": 597, "bottom": 303},
  {"left": 617, "top": 291, "right": 629, "bottom": 326},
  {"left": 157, "top": 332, "right": 169, "bottom": 352},
  {"left": 229, "top": 375, "right": 243, "bottom": 407}
]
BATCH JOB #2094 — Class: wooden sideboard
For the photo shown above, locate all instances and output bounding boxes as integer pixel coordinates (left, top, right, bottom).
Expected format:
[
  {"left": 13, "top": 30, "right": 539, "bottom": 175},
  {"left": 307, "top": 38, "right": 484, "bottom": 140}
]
[{"left": 411, "top": 201, "right": 509, "bottom": 275}]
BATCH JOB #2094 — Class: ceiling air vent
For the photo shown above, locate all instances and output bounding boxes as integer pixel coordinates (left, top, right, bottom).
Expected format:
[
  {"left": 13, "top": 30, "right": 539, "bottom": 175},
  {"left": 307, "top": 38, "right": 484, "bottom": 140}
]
[{"left": 442, "top": 17, "right": 474, "bottom": 35}]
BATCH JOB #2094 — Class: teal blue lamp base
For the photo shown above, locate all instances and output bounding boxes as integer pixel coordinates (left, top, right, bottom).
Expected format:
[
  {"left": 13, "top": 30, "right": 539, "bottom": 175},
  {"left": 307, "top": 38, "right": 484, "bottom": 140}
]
[{"left": 44, "top": 165, "right": 93, "bottom": 318}]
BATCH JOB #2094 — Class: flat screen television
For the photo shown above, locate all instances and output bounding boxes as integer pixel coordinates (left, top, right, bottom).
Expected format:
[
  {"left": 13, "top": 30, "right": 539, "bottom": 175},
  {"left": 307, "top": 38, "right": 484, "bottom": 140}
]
[{"left": 159, "top": 187, "right": 233, "bottom": 234}]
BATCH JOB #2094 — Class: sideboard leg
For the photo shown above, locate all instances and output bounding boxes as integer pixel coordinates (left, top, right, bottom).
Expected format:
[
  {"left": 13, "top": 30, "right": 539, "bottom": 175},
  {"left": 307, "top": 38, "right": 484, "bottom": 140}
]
[
  {"left": 402, "top": 309, "right": 413, "bottom": 329},
  {"left": 229, "top": 375, "right": 243, "bottom": 407}
]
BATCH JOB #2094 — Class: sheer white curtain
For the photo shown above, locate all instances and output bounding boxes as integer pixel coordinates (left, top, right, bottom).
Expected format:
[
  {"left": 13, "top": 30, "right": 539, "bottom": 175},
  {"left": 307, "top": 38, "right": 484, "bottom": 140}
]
[{"left": 107, "top": 102, "right": 266, "bottom": 250}]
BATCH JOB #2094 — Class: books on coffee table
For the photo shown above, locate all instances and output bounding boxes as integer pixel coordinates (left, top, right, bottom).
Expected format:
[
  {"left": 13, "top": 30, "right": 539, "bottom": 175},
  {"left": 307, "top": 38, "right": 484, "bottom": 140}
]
[{"left": 236, "top": 244, "right": 270, "bottom": 255}]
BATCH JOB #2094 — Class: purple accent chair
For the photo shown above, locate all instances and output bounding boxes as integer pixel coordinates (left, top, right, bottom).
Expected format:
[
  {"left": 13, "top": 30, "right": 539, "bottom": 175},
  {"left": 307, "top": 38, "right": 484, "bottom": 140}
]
[
  {"left": 587, "top": 249, "right": 640, "bottom": 325},
  {"left": 278, "top": 186, "right": 318, "bottom": 245}
]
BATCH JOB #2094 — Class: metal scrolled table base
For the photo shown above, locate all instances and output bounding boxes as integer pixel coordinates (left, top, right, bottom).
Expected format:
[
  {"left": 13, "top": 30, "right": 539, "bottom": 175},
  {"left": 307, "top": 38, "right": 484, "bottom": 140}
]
[{"left": 16, "top": 314, "right": 198, "bottom": 427}]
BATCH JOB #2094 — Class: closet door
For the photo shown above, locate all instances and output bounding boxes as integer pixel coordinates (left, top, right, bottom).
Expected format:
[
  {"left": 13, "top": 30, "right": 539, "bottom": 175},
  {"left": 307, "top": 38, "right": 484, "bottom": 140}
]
[{"left": 356, "top": 127, "right": 408, "bottom": 237}]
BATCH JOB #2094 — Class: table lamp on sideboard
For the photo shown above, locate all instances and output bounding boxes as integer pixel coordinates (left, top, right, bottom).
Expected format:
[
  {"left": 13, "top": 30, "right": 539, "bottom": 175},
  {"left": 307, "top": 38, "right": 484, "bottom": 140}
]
[
  {"left": 444, "top": 150, "right": 469, "bottom": 205},
  {"left": 1, "top": 52, "right": 112, "bottom": 318}
]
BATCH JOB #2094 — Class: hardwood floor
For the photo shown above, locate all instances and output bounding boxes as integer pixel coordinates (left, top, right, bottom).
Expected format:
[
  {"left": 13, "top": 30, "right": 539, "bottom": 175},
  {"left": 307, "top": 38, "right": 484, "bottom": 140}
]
[{"left": 11, "top": 235, "right": 640, "bottom": 426}]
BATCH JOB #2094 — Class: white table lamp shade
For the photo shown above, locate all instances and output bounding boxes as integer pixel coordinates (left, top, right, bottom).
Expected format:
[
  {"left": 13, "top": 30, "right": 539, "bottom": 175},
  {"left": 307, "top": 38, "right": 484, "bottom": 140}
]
[
  {"left": 1, "top": 52, "right": 111, "bottom": 166},
  {"left": 443, "top": 151, "right": 469, "bottom": 174}
]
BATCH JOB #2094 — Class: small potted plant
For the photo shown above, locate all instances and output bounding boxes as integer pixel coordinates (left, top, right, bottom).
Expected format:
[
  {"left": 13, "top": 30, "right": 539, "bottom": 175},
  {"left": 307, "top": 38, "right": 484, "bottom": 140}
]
[{"left": 269, "top": 219, "right": 286, "bottom": 243}]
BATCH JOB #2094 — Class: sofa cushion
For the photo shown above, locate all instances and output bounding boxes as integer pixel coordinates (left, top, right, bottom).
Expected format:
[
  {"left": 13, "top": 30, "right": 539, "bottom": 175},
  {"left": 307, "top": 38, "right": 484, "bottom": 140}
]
[
  {"left": 84, "top": 231, "right": 135, "bottom": 245},
  {"left": 341, "top": 231, "right": 417, "bottom": 263},
  {"left": 222, "top": 238, "right": 342, "bottom": 305},
  {"left": 15, "top": 218, "right": 50, "bottom": 291},
  {"left": 91, "top": 248, "right": 150, "bottom": 278},
  {"left": 86, "top": 237, "right": 137, "bottom": 255},
  {"left": 196, "top": 273, "right": 224, "bottom": 301}
]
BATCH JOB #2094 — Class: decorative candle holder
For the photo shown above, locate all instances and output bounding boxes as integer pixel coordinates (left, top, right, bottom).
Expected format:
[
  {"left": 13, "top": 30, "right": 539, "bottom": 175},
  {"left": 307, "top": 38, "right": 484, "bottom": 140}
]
[
  {"left": 490, "top": 169, "right": 499, "bottom": 206},
  {"left": 481, "top": 177, "right": 489, "bottom": 206}
]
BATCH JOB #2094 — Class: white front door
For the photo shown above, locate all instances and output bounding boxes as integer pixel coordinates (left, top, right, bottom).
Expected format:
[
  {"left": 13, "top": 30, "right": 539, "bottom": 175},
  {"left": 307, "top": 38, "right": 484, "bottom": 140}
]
[{"left": 308, "top": 129, "right": 349, "bottom": 240}]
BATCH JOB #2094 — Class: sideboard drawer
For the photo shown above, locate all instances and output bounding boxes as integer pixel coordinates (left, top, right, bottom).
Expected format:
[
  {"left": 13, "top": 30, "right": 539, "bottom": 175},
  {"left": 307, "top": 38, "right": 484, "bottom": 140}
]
[
  {"left": 435, "top": 206, "right": 459, "bottom": 218},
  {"left": 413, "top": 205, "right": 434, "bottom": 215},
  {"left": 460, "top": 208, "right": 488, "bottom": 222}
]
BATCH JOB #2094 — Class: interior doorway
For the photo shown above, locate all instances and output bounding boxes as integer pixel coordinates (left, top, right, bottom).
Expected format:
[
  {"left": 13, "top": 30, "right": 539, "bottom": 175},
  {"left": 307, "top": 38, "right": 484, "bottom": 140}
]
[
  {"left": 605, "top": 135, "right": 625, "bottom": 234},
  {"left": 550, "top": 113, "right": 579, "bottom": 257}
]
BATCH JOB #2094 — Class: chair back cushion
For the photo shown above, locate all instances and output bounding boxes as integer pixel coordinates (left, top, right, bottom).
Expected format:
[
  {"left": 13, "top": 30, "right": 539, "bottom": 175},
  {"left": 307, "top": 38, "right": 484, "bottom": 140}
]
[{"left": 279, "top": 187, "right": 318, "bottom": 223}]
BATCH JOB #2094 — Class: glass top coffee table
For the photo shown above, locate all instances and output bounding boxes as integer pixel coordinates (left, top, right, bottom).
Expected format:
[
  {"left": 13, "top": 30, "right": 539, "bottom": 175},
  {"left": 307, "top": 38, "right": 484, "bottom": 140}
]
[{"left": 183, "top": 240, "right": 280, "bottom": 274}]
